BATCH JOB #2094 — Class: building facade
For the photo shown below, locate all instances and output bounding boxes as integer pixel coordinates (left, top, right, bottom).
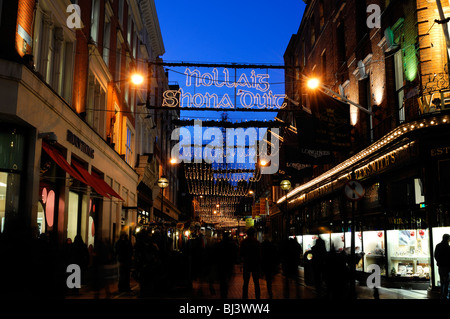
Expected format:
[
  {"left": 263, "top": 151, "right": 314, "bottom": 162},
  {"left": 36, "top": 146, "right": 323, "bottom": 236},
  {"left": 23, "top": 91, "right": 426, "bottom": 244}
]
[
  {"left": 0, "top": 0, "right": 182, "bottom": 254},
  {"left": 280, "top": 0, "right": 450, "bottom": 293}
]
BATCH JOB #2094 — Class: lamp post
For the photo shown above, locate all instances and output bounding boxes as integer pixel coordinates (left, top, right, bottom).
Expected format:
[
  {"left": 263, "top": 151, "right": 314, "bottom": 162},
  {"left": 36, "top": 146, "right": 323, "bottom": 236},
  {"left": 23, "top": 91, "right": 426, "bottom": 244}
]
[
  {"left": 280, "top": 179, "right": 291, "bottom": 238},
  {"left": 158, "top": 176, "right": 169, "bottom": 219}
]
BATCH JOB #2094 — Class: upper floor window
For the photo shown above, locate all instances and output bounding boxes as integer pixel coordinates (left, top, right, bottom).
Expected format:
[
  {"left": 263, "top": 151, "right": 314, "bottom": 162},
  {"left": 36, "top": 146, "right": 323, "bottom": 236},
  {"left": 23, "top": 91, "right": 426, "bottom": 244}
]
[
  {"left": 33, "top": 4, "right": 75, "bottom": 104},
  {"left": 125, "top": 125, "right": 134, "bottom": 166},
  {"left": 90, "top": 0, "right": 100, "bottom": 44},
  {"left": 319, "top": 0, "right": 325, "bottom": 30}
]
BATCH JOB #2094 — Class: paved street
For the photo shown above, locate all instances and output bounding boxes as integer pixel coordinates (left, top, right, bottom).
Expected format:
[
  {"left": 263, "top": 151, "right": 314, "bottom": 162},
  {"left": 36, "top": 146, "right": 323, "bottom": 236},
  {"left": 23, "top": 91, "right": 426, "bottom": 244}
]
[{"left": 67, "top": 264, "right": 434, "bottom": 300}]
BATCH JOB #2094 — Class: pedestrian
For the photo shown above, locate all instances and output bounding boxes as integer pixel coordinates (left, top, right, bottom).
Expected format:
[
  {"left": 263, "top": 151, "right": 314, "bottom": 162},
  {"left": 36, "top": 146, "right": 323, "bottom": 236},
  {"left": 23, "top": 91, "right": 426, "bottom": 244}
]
[
  {"left": 261, "top": 233, "right": 279, "bottom": 299},
  {"left": 114, "top": 232, "right": 134, "bottom": 293},
  {"left": 434, "top": 233, "right": 450, "bottom": 299},
  {"left": 71, "top": 235, "right": 90, "bottom": 287},
  {"left": 240, "top": 227, "right": 261, "bottom": 299},
  {"left": 215, "top": 232, "right": 238, "bottom": 298},
  {"left": 311, "top": 236, "right": 327, "bottom": 297},
  {"left": 280, "top": 237, "right": 301, "bottom": 298}
]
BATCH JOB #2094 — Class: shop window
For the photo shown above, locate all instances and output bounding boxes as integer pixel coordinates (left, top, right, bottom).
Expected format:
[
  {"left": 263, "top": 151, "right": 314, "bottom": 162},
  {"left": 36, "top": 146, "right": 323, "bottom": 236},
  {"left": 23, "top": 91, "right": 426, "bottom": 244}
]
[
  {"left": 363, "top": 231, "right": 386, "bottom": 276},
  {"left": 0, "top": 127, "right": 24, "bottom": 233},
  {"left": 0, "top": 172, "right": 20, "bottom": 233},
  {"left": 37, "top": 201, "right": 46, "bottom": 235},
  {"left": 67, "top": 191, "right": 79, "bottom": 241},
  {"left": 345, "top": 231, "right": 364, "bottom": 271},
  {"left": 386, "top": 229, "right": 430, "bottom": 279}
]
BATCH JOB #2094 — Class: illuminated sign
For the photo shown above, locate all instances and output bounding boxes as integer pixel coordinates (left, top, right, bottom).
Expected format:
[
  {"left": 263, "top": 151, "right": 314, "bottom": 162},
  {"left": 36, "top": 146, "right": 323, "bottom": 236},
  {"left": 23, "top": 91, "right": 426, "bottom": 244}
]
[
  {"left": 354, "top": 153, "right": 396, "bottom": 180},
  {"left": 162, "top": 68, "right": 287, "bottom": 109}
]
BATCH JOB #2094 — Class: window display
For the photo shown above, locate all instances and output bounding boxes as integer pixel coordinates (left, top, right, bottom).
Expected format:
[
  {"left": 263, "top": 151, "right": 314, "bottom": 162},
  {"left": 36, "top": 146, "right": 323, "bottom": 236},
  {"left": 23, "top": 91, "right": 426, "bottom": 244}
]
[
  {"left": 289, "top": 235, "right": 303, "bottom": 247},
  {"left": 432, "top": 226, "right": 450, "bottom": 287},
  {"left": 303, "top": 234, "right": 317, "bottom": 254},
  {"left": 345, "top": 231, "right": 363, "bottom": 270},
  {"left": 363, "top": 231, "right": 386, "bottom": 275},
  {"left": 331, "top": 232, "right": 345, "bottom": 252},
  {"left": 387, "top": 229, "right": 430, "bottom": 279},
  {"left": 319, "top": 233, "right": 331, "bottom": 251}
]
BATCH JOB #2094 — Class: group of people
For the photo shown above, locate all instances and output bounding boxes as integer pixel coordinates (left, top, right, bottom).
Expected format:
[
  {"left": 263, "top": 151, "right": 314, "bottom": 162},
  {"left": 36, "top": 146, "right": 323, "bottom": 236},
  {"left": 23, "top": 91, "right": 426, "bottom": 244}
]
[{"left": 225, "top": 227, "right": 302, "bottom": 299}]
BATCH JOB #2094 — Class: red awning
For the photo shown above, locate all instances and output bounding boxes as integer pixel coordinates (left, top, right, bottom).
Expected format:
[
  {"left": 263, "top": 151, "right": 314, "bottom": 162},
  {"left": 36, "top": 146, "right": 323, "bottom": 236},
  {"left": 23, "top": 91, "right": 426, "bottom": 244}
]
[
  {"left": 42, "top": 142, "right": 89, "bottom": 185},
  {"left": 91, "top": 174, "right": 124, "bottom": 201},
  {"left": 71, "top": 161, "right": 111, "bottom": 199}
]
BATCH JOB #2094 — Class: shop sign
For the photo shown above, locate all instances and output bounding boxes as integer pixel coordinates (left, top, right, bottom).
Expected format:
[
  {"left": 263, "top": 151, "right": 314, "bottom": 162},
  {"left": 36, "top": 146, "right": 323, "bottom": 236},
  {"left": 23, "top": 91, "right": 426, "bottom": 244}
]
[
  {"left": 431, "top": 146, "right": 450, "bottom": 157},
  {"left": 67, "top": 130, "right": 94, "bottom": 158},
  {"left": 388, "top": 217, "right": 423, "bottom": 226},
  {"left": 355, "top": 153, "right": 396, "bottom": 180}
]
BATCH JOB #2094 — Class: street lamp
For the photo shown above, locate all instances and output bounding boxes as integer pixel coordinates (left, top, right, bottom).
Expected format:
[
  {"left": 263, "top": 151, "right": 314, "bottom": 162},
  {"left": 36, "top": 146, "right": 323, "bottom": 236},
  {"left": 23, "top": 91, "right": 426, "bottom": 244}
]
[
  {"left": 280, "top": 179, "right": 291, "bottom": 238},
  {"left": 158, "top": 176, "right": 169, "bottom": 218},
  {"left": 302, "top": 75, "right": 372, "bottom": 116},
  {"left": 130, "top": 73, "right": 145, "bottom": 85}
]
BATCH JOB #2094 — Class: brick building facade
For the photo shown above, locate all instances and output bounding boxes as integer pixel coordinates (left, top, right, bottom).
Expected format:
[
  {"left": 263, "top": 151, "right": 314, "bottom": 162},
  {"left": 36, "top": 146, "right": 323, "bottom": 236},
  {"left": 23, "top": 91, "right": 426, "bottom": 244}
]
[{"left": 279, "top": 0, "right": 450, "bottom": 292}]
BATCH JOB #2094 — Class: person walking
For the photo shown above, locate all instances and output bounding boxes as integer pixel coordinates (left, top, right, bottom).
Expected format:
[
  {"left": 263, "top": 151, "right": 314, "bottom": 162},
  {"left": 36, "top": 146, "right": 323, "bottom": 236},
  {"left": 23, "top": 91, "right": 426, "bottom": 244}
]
[
  {"left": 311, "top": 236, "right": 327, "bottom": 297},
  {"left": 261, "top": 234, "right": 279, "bottom": 299},
  {"left": 435, "top": 233, "right": 450, "bottom": 299},
  {"left": 240, "top": 227, "right": 261, "bottom": 299},
  {"left": 114, "top": 232, "right": 134, "bottom": 293},
  {"left": 215, "top": 232, "right": 238, "bottom": 298}
]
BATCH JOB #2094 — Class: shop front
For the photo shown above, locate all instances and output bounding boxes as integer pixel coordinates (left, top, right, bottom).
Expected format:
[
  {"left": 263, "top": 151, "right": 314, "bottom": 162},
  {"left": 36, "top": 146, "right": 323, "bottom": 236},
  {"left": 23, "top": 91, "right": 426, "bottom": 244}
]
[
  {"left": 285, "top": 113, "right": 450, "bottom": 292},
  {"left": 0, "top": 60, "right": 139, "bottom": 248}
]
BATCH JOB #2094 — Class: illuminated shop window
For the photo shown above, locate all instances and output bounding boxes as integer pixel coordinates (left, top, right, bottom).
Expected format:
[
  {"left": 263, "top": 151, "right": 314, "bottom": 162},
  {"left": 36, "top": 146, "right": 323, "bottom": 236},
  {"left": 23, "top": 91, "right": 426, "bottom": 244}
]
[
  {"left": 363, "top": 231, "right": 386, "bottom": 276},
  {"left": 386, "top": 229, "right": 430, "bottom": 279}
]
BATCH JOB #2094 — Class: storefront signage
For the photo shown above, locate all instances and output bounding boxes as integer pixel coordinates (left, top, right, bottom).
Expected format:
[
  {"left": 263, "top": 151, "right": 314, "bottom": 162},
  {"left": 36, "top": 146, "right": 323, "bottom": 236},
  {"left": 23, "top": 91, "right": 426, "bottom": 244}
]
[
  {"left": 431, "top": 146, "right": 450, "bottom": 157},
  {"left": 388, "top": 217, "right": 423, "bottom": 226},
  {"left": 355, "top": 153, "right": 396, "bottom": 179},
  {"left": 67, "top": 130, "right": 94, "bottom": 158},
  {"left": 162, "top": 68, "right": 287, "bottom": 110}
]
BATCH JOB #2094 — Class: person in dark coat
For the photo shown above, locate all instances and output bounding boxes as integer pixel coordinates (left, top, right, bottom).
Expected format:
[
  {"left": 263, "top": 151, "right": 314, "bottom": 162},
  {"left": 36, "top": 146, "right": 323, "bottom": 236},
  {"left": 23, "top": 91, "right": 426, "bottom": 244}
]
[
  {"left": 261, "top": 234, "right": 279, "bottom": 299},
  {"left": 311, "top": 236, "right": 327, "bottom": 297},
  {"left": 71, "top": 235, "right": 90, "bottom": 286},
  {"left": 114, "top": 232, "right": 133, "bottom": 293},
  {"left": 435, "top": 233, "right": 450, "bottom": 299},
  {"left": 240, "top": 227, "right": 261, "bottom": 299},
  {"left": 215, "top": 232, "right": 238, "bottom": 298}
]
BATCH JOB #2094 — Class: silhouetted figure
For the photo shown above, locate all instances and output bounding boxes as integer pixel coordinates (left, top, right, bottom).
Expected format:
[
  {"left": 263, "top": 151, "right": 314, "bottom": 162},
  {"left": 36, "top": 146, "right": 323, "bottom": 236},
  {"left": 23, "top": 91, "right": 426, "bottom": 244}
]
[
  {"left": 135, "top": 229, "right": 161, "bottom": 297},
  {"left": 435, "top": 233, "right": 450, "bottom": 299},
  {"left": 92, "top": 239, "right": 112, "bottom": 298},
  {"left": 187, "top": 224, "right": 206, "bottom": 295},
  {"left": 240, "top": 227, "right": 261, "bottom": 299},
  {"left": 324, "top": 249, "right": 350, "bottom": 299},
  {"left": 215, "top": 232, "right": 238, "bottom": 298},
  {"left": 71, "top": 235, "right": 90, "bottom": 286},
  {"left": 281, "top": 237, "right": 301, "bottom": 298},
  {"left": 115, "top": 232, "right": 133, "bottom": 293},
  {"left": 311, "top": 237, "right": 327, "bottom": 297},
  {"left": 261, "top": 234, "right": 279, "bottom": 299}
]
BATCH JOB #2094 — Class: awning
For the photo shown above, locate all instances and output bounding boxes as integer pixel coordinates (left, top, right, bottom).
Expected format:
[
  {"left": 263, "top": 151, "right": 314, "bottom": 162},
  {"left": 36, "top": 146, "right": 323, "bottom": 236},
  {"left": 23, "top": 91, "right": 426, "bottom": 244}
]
[
  {"left": 72, "top": 161, "right": 123, "bottom": 201},
  {"left": 91, "top": 173, "right": 124, "bottom": 201},
  {"left": 42, "top": 142, "right": 89, "bottom": 185},
  {"left": 71, "top": 161, "right": 111, "bottom": 199}
]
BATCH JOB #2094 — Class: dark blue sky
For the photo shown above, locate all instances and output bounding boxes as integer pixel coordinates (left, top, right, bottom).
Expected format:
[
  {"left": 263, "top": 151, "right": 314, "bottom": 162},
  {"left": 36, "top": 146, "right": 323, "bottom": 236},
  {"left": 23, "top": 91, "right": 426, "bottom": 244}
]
[{"left": 154, "top": 0, "right": 306, "bottom": 121}]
